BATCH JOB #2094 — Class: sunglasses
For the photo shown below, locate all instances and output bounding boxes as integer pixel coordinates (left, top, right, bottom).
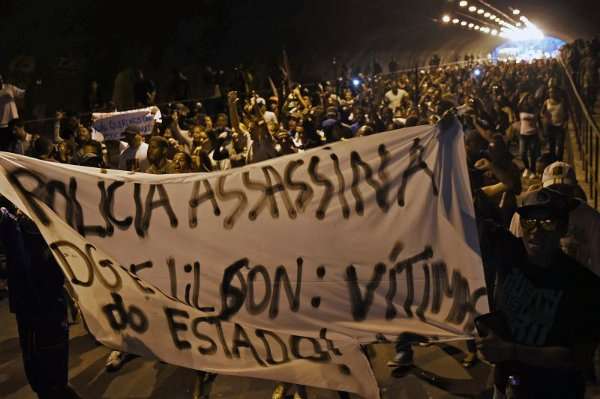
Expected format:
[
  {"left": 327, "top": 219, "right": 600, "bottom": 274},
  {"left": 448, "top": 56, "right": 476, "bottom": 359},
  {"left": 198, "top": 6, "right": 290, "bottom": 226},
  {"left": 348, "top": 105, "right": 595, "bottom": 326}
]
[{"left": 520, "top": 217, "right": 559, "bottom": 232}]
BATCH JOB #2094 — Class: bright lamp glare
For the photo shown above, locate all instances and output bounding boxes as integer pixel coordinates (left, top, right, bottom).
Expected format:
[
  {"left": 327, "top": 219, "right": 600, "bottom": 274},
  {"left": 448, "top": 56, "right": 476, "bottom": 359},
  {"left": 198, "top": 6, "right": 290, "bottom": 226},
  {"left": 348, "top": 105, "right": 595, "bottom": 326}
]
[
  {"left": 452, "top": 18, "right": 460, "bottom": 24},
  {"left": 442, "top": 15, "right": 451, "bottom": 23},
  {"left": 513, "top": 9, "right": 521, "bottom": 15},
  {"left": 491, "top": 29, "right": 498, "bottom": 36},
  {"left": 501, "top": 20, "right": 545, "bottom": 42},
  {"left": 468, "top": 23, "right": 474, "bottom": 28},
  {"left": 352, "top": 79, "right": 360, "bottom": 87},
  {"left": 484, "top": 12, "right": 491, "bottom": 17},
  {"left": 461, "top": 21, "right": 468, "bottom": 26},
  {"left": 474, "top": 69, "right": 482, "bottom": 77},
  {"left": 468, "top": 5, "right": 477, "bottom": 12},
  {"left": 477, "top": 8, "right": 485, "bottom": 14},
  {"left": 459, "top": 0, "right": 468, "bottom": 7}
]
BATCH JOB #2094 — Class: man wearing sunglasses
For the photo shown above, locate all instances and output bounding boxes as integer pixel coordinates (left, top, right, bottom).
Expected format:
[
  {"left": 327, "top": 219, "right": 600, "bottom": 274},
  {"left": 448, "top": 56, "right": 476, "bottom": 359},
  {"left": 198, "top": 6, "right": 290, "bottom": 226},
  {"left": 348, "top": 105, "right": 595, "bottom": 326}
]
[
  {"left": 477, "top": 188, "right": 600, "bottom": 398},
  {"left": 510, "top": 161, "right": 600, "bottom": 277}
]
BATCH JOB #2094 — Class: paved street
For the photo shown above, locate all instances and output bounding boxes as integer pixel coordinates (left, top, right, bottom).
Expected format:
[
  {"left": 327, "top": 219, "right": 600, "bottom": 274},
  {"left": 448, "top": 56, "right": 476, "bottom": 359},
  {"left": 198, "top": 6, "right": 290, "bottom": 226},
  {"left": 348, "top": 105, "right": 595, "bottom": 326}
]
[{"left": 0, "top": 299, "right": 497, "bottom": 399}]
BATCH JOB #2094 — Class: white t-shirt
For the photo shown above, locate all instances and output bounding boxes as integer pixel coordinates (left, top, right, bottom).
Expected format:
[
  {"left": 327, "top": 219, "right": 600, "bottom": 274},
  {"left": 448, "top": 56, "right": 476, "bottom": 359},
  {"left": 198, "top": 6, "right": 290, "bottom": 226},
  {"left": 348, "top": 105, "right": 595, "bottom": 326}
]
[
  {"left": 0, "top": 84, "right": 25, "bottom": 127},
  {"left": 118, "top": 141, "right": 149, "bottom": 171},
  {"left": 263, "top": 111, "right": 278, "bottom": 126},
  {"left": 385, "top": 89, "right": 409, "bottom": 111},
  {"left": 519, "top": 112, "right": 537, "bottom": 135}
]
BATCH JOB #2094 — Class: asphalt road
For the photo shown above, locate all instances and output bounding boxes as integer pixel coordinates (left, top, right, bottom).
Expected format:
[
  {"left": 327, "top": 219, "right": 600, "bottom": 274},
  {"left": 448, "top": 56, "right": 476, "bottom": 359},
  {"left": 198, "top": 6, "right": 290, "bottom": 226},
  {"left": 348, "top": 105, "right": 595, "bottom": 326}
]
[{"left": 0, "top": 298, "right": 498, "bottom": 399}]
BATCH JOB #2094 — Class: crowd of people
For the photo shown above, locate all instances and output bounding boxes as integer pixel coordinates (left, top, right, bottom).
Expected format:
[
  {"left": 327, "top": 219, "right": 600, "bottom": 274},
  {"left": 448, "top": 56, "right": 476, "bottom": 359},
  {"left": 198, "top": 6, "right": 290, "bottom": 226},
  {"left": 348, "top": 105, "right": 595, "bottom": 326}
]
[{"left": 0, "top": 36, "right": 600, "bottom": 399}]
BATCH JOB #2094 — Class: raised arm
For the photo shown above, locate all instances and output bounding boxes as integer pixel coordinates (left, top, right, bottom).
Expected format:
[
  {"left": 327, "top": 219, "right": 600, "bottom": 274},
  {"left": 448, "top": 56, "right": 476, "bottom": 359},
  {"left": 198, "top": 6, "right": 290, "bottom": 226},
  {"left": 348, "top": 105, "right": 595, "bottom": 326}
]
[
  {"left": 169, "top": 111, "right": 193, "bottom": 151},
  {"left": 227, "top": 91, "right": 242, "bottom": 134}
]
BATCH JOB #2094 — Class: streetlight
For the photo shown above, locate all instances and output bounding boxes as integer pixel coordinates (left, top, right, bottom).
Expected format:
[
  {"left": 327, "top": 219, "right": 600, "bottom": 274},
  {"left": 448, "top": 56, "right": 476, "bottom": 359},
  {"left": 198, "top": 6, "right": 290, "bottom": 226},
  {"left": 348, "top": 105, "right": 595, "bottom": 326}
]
[{"left": 442, "top": 15, "right": 451, "bottom": 23}]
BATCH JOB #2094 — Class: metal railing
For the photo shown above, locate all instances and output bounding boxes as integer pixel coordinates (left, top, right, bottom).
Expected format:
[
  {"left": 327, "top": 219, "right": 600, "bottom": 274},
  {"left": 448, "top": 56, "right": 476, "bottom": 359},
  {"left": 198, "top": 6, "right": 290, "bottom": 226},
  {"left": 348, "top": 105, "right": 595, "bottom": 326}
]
[{"left": 559, "top": 58, "right": 600, "bottom": 210}]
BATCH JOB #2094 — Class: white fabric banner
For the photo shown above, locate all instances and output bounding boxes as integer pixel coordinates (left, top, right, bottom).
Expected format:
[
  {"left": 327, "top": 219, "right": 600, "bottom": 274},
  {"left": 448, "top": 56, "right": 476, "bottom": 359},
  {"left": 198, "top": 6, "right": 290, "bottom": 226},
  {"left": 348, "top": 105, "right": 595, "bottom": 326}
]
[
  {"left": 92, "top": 106, "right": 162, "bottom": 141},
  {"left": 0, "top": 122, "right": 487, "bottom": 398}
]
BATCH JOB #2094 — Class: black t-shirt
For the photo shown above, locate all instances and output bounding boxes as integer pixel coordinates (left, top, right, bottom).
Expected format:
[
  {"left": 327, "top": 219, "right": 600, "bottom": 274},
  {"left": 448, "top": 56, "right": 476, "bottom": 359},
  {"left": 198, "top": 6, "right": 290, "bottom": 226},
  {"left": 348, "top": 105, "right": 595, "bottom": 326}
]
[{"left": 481, "top": 225, "right": 600, "bottom": 397}]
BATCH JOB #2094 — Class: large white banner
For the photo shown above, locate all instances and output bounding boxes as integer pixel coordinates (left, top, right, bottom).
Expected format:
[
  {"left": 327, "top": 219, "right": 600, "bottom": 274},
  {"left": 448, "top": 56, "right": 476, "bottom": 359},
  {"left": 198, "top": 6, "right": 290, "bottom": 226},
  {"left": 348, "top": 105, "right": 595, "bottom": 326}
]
[
  {"left": 92, "top": 106, "right": 162, "bottom": 141},
  {"left": 0, "top": 122, "right": 487, "bottom": 398}
]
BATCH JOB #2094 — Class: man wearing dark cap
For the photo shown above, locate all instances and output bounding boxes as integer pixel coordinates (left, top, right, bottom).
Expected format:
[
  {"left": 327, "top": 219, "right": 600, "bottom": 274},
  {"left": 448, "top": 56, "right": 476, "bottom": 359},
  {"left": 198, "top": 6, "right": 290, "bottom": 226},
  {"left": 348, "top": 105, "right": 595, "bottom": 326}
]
[
  {"left": 477, "top": 188, "right": 600, "bottom": 398},
  {"left": 118, "top": 124, "right": 149, "bottom": 171},
  {"left": 510, "top": 161, "right": 600, "bottom": 276}
]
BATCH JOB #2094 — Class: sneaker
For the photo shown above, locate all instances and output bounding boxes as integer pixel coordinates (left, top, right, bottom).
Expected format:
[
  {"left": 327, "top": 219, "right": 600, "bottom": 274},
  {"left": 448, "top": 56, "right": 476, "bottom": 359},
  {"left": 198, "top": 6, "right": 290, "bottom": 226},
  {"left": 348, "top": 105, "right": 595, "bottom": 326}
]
[
  {"left": 387, "top": 349, "right": 414, "bottom": 368},
  {"left": 105, "top": 350, "right": 135, "bottom": 372}
]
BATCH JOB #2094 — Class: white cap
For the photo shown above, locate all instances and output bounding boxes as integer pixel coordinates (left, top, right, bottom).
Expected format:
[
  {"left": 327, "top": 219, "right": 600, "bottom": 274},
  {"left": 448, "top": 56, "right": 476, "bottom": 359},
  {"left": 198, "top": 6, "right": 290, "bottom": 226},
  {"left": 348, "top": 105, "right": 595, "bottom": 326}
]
[{"left": 542, "top": 161, "right": 577, "bottom": 188}]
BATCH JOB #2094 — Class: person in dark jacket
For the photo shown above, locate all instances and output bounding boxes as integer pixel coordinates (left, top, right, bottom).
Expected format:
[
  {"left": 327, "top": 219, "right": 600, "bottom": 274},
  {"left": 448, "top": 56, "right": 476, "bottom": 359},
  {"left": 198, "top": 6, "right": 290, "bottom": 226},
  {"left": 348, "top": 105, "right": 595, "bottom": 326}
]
[{"left": 0, "top": 206, "right": 80, "bottom": 399}]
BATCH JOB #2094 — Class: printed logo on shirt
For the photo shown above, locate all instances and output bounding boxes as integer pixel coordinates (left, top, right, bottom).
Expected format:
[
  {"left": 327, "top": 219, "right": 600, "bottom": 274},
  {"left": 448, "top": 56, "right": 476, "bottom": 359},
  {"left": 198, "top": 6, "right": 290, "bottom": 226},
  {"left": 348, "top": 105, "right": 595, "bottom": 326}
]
[{"left": 500, "top": 269, "right": 563, "bottom": 346}]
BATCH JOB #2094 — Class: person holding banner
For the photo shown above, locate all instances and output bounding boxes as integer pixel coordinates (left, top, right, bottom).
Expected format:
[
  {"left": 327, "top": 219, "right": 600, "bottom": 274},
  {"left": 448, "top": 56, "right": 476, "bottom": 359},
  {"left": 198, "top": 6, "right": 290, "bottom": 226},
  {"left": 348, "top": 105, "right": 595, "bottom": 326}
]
[
  {"left": 476, "top": 188, "right": 600, "bottom": 398},
  {"left": 0, "top": 207, "right": 81, "bottom": 399}
]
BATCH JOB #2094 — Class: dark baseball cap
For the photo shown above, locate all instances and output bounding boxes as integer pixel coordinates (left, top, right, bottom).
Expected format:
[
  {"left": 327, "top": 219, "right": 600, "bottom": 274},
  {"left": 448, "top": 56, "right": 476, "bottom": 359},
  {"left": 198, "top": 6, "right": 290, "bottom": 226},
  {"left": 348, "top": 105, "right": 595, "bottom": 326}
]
[{"left": 516, "top": 188, "right": 574, "bottom": 219}]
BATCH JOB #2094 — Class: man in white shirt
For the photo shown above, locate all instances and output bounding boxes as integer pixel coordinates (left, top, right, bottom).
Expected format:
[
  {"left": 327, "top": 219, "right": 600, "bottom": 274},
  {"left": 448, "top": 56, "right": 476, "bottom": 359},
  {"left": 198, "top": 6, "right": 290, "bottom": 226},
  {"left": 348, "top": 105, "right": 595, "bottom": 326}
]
[
  {"left": 384, "top": 83, "right": 409, "bottom": 112},
  {"left": 118, "top": 124, "right": 149, "bottom": 171},
  {"left": 0, "top": 74, "right": 26, "bottom": 150}
]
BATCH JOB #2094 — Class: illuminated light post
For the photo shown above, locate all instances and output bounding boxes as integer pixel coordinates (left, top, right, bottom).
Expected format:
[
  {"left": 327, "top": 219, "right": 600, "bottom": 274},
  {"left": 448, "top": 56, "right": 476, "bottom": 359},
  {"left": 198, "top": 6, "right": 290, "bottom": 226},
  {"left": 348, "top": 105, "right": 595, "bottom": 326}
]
[{"left": 442, "top": 15, "right": 451, "bottom": 23}]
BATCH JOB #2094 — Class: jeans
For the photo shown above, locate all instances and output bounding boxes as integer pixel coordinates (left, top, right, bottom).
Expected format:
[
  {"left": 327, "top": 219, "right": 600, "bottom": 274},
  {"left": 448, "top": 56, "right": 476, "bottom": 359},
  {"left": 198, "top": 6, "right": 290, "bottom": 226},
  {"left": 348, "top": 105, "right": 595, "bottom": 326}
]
[
  {"left": 545, "top": 124, "right": 566, "bottom": 161},
  {"left": 519, "top": 134, "right": 540, "bottom": 171}
]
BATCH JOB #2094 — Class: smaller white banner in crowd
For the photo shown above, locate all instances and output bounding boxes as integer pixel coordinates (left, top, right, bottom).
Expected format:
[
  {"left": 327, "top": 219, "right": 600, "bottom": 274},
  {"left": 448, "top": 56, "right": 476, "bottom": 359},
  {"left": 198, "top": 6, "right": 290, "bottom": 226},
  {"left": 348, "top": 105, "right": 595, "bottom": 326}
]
[{"left": 92, "top": 106, "right": 162, "bottom": 141}]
